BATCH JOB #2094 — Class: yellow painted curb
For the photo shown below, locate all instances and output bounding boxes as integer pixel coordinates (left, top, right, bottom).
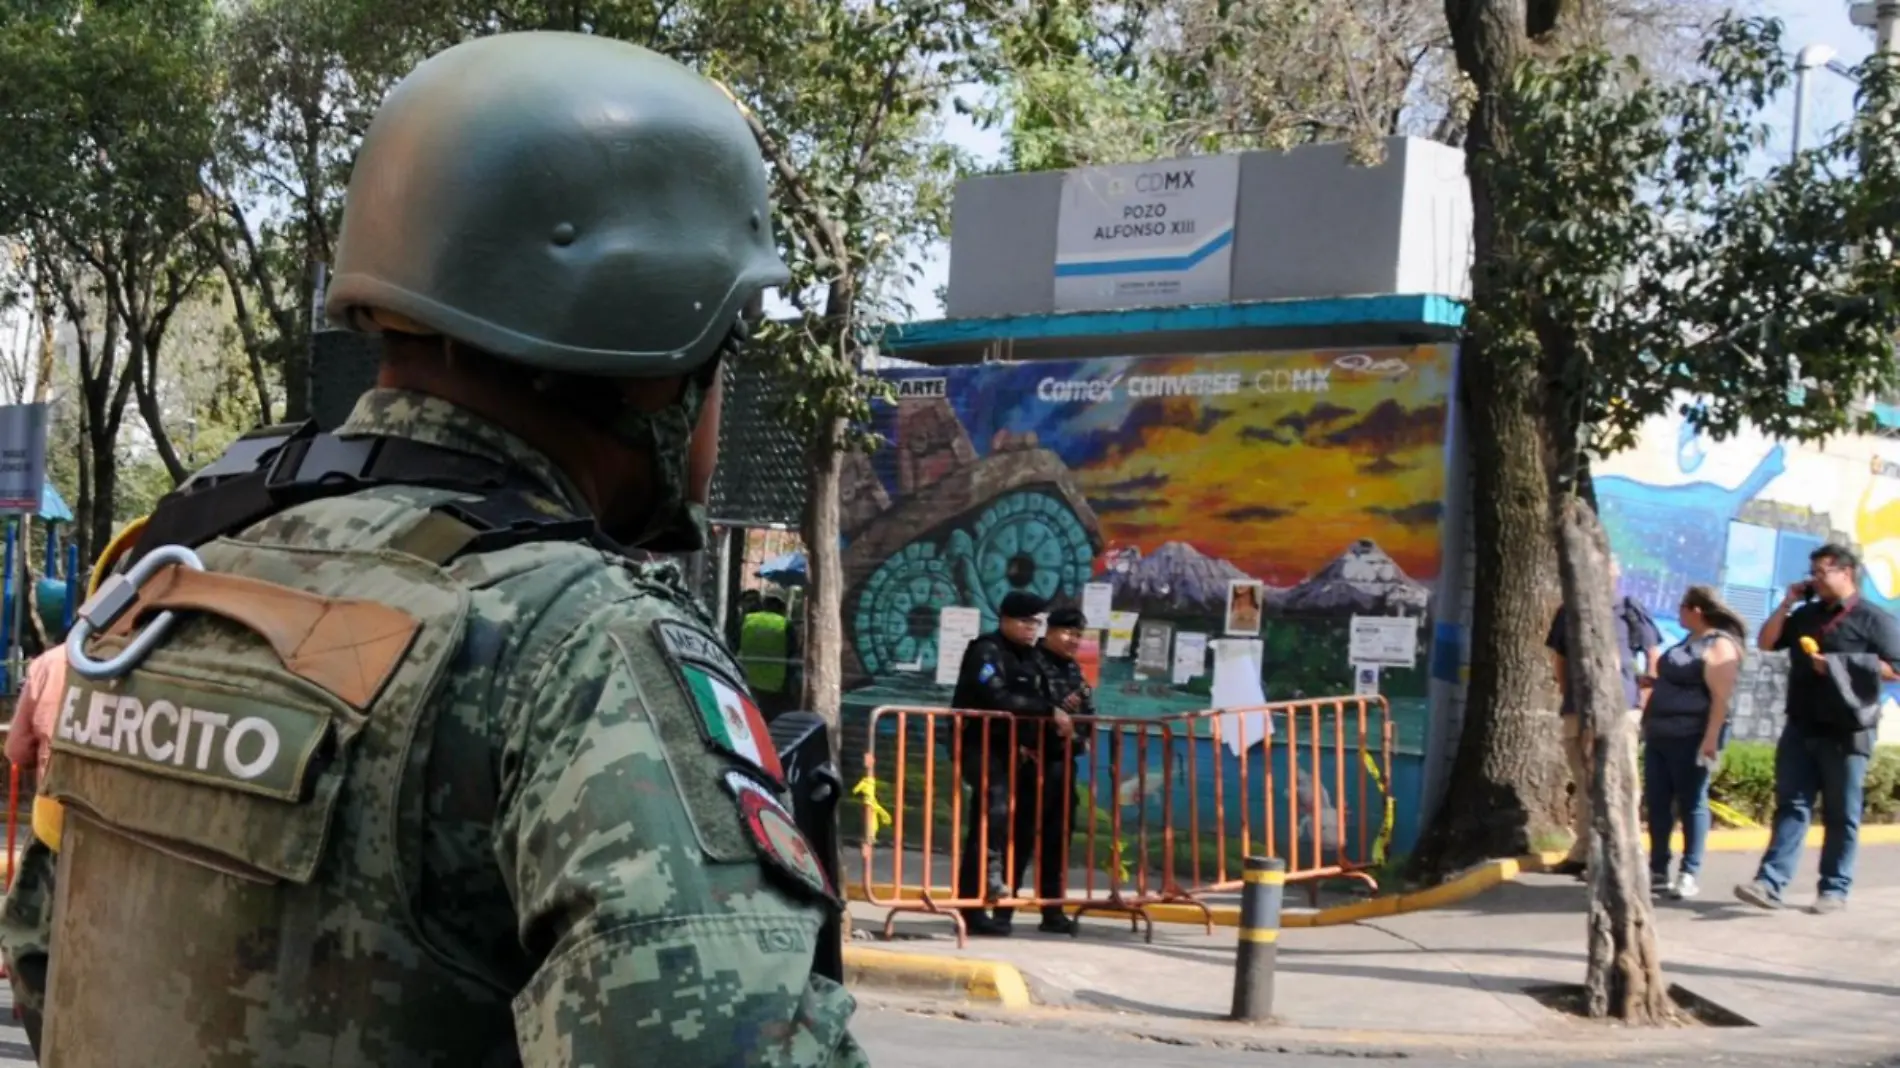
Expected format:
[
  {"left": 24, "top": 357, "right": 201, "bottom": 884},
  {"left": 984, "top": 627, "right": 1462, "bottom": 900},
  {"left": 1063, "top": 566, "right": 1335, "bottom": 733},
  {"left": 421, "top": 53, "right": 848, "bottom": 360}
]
[
  {"left": 844, "top": 856, "right": 1545, "bottom": 930},
  {"left": 851, "top": 828, "right": 1900, "bottom": 929},
  {"left": 841, "top": 945, "right": 1032, "bottom": 1010}
]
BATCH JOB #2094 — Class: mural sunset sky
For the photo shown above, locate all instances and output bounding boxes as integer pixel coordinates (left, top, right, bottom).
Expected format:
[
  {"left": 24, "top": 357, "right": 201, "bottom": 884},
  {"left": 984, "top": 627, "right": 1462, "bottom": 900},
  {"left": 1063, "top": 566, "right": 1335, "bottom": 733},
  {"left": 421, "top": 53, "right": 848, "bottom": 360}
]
[{"left": 875, "top": 345, "right": 1456, "bottom": 588}]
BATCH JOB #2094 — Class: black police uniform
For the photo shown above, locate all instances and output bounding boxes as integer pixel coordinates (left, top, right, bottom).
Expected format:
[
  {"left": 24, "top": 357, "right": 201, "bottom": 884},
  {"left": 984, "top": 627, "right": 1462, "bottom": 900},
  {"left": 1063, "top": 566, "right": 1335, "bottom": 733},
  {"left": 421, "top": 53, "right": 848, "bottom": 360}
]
[
  {"left": 949, "top": 595, "right": 1052, "bottom": 935},
  {"left": 1019, "top": 627, "right": 1096, "bottom": 933}
]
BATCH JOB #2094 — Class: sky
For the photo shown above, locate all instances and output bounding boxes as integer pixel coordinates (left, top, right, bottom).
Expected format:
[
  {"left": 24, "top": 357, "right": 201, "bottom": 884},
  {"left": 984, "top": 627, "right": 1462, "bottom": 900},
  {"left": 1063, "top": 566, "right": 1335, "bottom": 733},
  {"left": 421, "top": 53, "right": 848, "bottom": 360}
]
[
  {"left": 0, "top": 3, "right": 1882, "bottom": 365},
  {"left": 896, "top": 0, "right": 1884, "bottom": 323}
]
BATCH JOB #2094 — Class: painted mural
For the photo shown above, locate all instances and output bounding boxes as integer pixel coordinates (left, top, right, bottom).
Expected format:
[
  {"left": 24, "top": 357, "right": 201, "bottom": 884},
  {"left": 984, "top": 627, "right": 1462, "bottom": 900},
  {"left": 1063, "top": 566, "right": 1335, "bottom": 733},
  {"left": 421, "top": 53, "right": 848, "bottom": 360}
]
[
  {"left": 840, "top": 344, "right": 1458, "bottom": 857},
  {"left": 1597, "top": 413, "right": 1900, "bottom": 746}
]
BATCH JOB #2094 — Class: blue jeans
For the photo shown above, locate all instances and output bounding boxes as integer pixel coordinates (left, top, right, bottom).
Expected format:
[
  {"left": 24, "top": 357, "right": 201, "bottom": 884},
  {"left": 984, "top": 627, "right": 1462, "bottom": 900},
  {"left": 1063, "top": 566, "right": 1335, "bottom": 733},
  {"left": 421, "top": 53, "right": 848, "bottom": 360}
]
[
  {"left": 1644, "top": 735, "right": 1713, "bottom": 879},
  {"left": 1755, "top": 727, "right": 1869, "bottom": 900}
]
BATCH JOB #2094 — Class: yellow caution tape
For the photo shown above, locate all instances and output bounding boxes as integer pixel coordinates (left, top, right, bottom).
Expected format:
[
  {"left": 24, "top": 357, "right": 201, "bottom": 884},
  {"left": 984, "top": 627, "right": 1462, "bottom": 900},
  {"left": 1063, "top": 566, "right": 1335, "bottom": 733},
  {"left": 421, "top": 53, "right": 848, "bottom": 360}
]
[
  {"left": 1077, "top": 785, "right": 1133, "bottom": 882},
  {"left": 1709, "top": 799, "right": 1759, "bottom": 829},
  {"left": 852, "top": 776, "right": 893, "bottom": 840},
  {"left": 1362, "top": 752, "right": 1396, "bottom": 868}
]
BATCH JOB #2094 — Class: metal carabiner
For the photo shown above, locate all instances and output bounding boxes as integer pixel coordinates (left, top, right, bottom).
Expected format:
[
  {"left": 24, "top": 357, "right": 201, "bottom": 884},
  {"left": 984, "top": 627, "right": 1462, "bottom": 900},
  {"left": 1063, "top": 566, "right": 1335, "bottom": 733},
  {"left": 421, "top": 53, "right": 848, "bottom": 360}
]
[{"left": 66, "top": 544, "right": 207, "bottom": 681}]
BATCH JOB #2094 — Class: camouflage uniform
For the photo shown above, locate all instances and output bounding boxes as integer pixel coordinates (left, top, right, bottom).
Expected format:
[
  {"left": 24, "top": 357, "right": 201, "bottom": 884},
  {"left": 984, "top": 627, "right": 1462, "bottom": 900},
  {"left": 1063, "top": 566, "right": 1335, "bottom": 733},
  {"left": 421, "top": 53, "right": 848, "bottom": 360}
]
[
  {"left": 9, "top": 31, "right": 867, "bottom": 1068},
  {"left": 23, "top": 389, "right": 867, "bottom": 1067}
]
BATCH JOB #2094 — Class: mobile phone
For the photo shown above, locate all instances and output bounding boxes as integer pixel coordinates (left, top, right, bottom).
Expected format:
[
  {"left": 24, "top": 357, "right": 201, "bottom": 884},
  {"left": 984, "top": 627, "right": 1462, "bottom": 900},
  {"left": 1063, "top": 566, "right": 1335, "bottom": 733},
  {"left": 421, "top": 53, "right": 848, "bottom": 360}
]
[{"left": 1801, "top": 581, "right": 1816, "bottom": 600}]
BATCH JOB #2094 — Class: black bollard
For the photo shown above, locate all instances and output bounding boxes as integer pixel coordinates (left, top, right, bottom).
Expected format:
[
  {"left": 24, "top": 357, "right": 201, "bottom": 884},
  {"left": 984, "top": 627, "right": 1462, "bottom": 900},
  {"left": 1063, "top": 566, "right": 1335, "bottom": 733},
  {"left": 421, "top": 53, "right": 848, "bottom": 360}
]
[{"left": 1229, "top": 855, "right": 1284, "bottom": 1023}]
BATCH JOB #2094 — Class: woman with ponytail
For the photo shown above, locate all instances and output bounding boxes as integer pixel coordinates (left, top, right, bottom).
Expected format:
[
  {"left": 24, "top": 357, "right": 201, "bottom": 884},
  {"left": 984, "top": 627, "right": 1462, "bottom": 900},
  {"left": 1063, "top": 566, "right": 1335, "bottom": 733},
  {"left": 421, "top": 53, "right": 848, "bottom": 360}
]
[{"left": 1642, "top": 585, "right": 1747, "bottom": 901}]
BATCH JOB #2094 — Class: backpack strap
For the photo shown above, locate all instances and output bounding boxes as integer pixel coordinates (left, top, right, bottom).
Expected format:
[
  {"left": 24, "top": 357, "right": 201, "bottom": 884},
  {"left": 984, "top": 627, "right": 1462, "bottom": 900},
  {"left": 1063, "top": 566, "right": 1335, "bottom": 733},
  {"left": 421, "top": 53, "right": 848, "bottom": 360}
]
[{"left": 123, "top": 422, "right": 625, "bottom": 572}]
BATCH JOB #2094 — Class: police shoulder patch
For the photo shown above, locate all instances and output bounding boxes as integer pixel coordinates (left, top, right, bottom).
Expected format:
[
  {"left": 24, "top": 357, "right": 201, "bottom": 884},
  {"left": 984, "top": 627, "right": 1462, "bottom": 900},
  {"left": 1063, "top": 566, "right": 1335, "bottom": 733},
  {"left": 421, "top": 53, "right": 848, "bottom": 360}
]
[
  {"left": 652, "top": 619, "right": 783, "bottom": 784},
  {"left": 723, "top": 770, "right": 836, "bottom": 903}
]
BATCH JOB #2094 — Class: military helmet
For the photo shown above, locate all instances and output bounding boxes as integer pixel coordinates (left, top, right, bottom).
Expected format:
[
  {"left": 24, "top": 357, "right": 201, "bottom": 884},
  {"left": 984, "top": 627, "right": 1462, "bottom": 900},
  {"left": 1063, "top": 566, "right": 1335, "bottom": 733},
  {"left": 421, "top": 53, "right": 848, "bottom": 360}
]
[{"left": 325, "top": 32, "right": 789, "bottom": 377}]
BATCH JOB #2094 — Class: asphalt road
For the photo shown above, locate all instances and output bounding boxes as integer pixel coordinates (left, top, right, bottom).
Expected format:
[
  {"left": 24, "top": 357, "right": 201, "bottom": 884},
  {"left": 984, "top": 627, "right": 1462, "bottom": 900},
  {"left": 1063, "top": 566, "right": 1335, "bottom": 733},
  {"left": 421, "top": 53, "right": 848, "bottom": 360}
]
[{"left": 850, "top": 1004, "right": 1900, "bottom": 1068}]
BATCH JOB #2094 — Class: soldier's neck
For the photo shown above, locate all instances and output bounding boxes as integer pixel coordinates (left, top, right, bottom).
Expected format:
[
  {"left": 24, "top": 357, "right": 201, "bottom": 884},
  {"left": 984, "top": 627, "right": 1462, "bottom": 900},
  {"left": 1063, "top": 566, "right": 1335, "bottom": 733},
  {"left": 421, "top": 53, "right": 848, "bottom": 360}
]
[{"left": 375, "top": 355, "right": 630, "bottom": 518}]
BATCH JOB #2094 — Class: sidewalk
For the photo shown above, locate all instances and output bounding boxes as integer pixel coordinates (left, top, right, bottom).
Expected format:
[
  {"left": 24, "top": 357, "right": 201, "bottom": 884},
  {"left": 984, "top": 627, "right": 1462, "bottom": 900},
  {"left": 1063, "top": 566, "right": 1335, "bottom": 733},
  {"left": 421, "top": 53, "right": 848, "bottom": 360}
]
[{"left": 846, "top": 845, "right": 1900, "bottom": 1057}]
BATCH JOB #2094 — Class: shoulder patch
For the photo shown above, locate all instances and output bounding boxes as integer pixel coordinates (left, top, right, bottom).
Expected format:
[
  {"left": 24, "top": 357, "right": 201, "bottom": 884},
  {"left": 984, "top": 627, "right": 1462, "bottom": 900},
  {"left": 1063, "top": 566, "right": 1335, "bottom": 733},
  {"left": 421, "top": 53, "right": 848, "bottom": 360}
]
[
  {"left": 654, "top": 618, "right": 748, "bottom": 682},
  {"left": 724, "top": 770, "right": 836, "bottom": 904},
  {"left": 50, "top": 675, "right": 329, "bottom": 802},
  {"left": 652, "top": 619, "right": 783, "bottom": 783},
  {"left": 977, "top": 662, "right": 997, "bottom": 684}
]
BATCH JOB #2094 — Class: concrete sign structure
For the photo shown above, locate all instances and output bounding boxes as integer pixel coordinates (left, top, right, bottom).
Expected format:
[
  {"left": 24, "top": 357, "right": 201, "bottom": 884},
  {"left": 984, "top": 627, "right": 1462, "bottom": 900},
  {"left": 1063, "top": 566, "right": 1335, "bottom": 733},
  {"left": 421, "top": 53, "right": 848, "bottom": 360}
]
[
  {"left": 948, "top": 138, "right": 1472, "bottom": 321},
  {"left": 1053, "top": 156, "right": 1241, "bottom": 312}
]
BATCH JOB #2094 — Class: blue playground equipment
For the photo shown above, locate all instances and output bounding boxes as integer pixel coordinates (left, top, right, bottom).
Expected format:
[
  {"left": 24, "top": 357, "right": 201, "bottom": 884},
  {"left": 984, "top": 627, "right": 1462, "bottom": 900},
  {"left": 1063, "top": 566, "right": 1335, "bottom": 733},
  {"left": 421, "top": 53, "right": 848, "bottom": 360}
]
[{"left": 0, "top": 481, "right": 80, "bottom": 695}]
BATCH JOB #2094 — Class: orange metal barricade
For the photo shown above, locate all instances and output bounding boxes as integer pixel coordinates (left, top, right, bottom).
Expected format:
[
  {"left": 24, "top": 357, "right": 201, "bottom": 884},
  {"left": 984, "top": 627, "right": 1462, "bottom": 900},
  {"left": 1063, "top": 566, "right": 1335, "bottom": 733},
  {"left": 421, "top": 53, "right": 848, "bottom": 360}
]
[
  {"left": 858, "top": 705, "right": 1212, "bottom": 946},
  {"left": 1160, "top": 696, "right": 1394, "bottom": 904}
]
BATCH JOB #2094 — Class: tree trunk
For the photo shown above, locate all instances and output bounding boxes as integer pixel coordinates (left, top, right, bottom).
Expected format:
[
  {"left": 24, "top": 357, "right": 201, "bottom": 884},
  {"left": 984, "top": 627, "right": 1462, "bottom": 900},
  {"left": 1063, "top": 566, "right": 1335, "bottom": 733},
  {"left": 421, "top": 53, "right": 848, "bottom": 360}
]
[
  {"left": 86, "top": 424, "right": 117, "bottom": 572},
  {"left": 74, "top": 404, "right": 93, "bottom": 577},
  {"left": 801, "top": 422, "right": 849, "bottom": 941},
  {"left": 31, "top": 296, "right": 56, "bottom": 405},
  {"left": 1554, "top": 494, "right": 1670, "bottom": 1023},
  {"left": 801, "top": 426, "right": 845, "bottom": 748},
  {"left": 1412, "top": 0, "right": 1569, "bottom": 878}
]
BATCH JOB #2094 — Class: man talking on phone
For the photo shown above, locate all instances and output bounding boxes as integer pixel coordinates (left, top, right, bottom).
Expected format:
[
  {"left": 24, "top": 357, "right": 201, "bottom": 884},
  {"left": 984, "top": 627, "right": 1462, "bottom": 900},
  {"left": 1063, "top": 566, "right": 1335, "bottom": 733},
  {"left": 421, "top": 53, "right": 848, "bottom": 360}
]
[{"left": 1737, "top": 543, "right": 1900, "bottom": 914}]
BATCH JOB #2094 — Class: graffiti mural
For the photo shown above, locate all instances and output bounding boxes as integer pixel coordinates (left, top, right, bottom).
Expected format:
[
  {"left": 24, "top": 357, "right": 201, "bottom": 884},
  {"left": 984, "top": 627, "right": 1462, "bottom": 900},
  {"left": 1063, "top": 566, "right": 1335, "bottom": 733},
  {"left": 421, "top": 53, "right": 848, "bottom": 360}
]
[
  {"left": 840, "top": 345, "right": 1458, "bottom": 853},
  {"left": 1595, "top": 414, "right": 1900, "bottom": 744}
]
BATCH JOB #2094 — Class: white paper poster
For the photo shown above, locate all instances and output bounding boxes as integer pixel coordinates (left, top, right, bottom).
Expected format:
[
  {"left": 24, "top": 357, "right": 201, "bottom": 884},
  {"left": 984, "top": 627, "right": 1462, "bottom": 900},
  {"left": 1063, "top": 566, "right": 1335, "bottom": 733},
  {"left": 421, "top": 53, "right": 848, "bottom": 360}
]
[
  {"left": 1224, "top": 579, "right": 1264, "bottom": 637},
  {"left": 1353, "top": 663, "right": 1380, "bottom": 696},
  {"left": 1106, "top": 611, "right": 1140, "bottom": 657},
  {"left": 1171, "top": 631, "right": 1209, "bottom": 685},
  {"left": 1211, "top": 639, "right": 1271, "bottom": 756},
  {"left": 1135, "top": 621, "right": 1174, "bottom": 677},
  {"left": 934, "top": 607, "right": 984, "bottom": 686},
  {"left": 1348, "top": 615, "right": 1419, "bottom": 667},
  {"left": 1081, "top": 583, "right": 1115, "bottom": 630}
]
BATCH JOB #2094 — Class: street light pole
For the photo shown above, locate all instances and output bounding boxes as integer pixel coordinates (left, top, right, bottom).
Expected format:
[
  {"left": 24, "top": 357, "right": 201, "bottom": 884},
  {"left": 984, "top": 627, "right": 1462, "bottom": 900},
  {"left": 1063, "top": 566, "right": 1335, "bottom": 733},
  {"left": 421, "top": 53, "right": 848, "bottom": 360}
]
[{"left": 1794, "top": 44, "right": 1839, "bottom": 156}]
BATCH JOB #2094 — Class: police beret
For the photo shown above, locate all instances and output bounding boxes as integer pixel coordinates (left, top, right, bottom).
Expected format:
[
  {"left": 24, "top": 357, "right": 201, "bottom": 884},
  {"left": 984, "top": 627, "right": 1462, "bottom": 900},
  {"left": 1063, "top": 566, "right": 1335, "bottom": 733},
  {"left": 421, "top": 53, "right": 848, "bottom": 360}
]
[
  {"left": 999, "top": 591, "right": 1050, "bottom": 620},
  {"left": 1045, "top": 606, "right": 1086, "bottom": 629}
]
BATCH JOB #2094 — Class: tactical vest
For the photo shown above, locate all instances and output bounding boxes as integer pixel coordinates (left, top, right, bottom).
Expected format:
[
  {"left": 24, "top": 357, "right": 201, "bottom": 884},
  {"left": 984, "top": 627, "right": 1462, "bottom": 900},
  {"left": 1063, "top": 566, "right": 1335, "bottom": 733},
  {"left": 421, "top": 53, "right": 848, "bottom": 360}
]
[
  {"left": 37, "top": 421, "right": 664, "bottom": 1067},
  {"left": 739, "top": 611, "right": 790, "bottom": 693}
]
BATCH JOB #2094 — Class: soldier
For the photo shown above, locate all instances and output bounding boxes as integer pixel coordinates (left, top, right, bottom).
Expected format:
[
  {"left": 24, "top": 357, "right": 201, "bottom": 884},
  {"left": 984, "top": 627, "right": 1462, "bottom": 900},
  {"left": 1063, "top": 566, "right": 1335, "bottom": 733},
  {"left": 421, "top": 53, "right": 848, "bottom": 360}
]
[{"left": 9, "top": 33, "right": 865, "bottom": 1067}]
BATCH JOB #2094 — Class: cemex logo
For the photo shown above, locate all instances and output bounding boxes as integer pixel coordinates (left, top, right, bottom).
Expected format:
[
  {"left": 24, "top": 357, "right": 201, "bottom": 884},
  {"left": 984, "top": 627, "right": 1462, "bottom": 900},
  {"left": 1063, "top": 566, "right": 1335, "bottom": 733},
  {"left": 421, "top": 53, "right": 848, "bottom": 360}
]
[
  {"left": 1037, "top": 374, "right": 1124, "bottom": 403},
  {"left": 1105, "top": 169, "right": 1198, "bottom": 197},
  {"left": 894, "top": 377, "right": 947, "bottom": 399}
]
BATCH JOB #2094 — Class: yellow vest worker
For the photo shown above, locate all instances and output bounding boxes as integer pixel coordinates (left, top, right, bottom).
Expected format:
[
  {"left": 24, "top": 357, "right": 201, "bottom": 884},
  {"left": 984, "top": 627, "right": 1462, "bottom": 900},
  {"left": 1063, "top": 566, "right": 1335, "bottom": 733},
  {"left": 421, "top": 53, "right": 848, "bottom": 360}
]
[{"left": 738, "top": 609, "right": 790, "bottom": 694}]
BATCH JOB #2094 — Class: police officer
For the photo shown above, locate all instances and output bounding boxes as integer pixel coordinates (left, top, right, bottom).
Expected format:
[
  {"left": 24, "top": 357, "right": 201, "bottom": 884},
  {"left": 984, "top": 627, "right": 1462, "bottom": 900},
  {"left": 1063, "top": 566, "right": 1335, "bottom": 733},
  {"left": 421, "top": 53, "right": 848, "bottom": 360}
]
[
  {"left": 1018, "top": 605, "right": 1096, "bottom": 935},
  {"left": 951, "top": 591, "right": 1062, "bottom": 937},
  {"left": 11, "top": 34, "right": 865, "bottom": 1067}
]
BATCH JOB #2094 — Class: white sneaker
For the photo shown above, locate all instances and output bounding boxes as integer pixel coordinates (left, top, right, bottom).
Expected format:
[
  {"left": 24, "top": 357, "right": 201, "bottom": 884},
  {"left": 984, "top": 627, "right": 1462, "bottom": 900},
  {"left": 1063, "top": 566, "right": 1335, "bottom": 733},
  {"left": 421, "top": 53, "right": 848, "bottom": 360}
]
[{"left": 1671, "top": 874, "right": 1700, "bottom": 900}]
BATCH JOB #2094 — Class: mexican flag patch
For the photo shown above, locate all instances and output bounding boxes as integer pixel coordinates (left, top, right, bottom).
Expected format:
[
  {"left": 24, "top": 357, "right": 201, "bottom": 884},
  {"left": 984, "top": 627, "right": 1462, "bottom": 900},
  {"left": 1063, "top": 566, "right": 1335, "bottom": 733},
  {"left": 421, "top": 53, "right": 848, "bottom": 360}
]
[{"left": 683, "top": 663, "right": 783, "bottom": 782}]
